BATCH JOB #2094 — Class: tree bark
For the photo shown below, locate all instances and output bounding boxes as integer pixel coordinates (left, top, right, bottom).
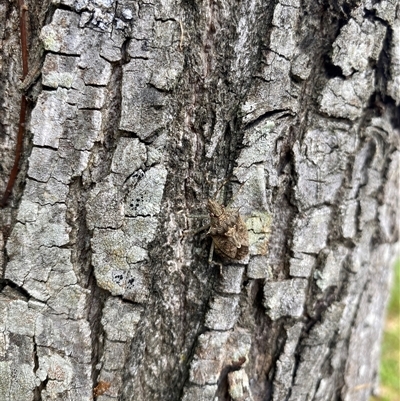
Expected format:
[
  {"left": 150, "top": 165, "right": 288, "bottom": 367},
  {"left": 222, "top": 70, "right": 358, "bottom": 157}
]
[{"left": 0, "top": 1, "right": 399, "bottom": 401}]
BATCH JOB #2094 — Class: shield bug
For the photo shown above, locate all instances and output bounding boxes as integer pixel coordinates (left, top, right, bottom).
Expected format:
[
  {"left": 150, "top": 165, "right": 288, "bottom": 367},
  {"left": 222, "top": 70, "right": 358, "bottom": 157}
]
[{"left": 206, "top": 196, "right": 249, "bottom": 264}]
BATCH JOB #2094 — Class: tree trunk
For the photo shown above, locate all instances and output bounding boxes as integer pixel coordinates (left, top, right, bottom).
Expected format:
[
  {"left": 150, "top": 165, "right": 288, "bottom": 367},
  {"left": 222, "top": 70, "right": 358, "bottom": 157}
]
[{"left": 0, "top": 0, "right": 398, "bottom": 400}]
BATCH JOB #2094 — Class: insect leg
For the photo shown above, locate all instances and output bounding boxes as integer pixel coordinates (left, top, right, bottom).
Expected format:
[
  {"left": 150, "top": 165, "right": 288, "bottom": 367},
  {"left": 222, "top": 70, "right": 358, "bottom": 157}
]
[
  {"left": 208, "top": 241, "right": 223, "bottom": 274},
  {"left": 208, "top": 240, "right": 215, "bottom": 265}
]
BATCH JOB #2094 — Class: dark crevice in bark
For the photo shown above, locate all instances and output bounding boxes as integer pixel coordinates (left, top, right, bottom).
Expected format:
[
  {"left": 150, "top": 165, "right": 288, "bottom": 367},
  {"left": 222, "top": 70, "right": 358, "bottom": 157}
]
[
  {"left": 313, "top": 335, "right": 342, "bottom": 400},
  {"left": 64, "top": 174, "right": 105, "bottom": 390},
  {"left": 176, "top": 325, "right": 212, "bottom": 399},
  {"left": 40, "top": 2, "right": 59, "bottom": 34},
  {"left": 120, "top": 37, "right": 131, "bottom": 64},
  {"left": 243, "top": 110, "right": 295, "bottom": 131},
  {"left": 157, "top": 232, "right": 215, "bottom": 399},
  {"left": 386, "top": 97, "right": 400, "bottom": 130},
  {"left": 237, "top": 279, "right": 279, "bottom": 401},
  {"left": 373, "top": 15, "right": 392, "bottom": 99},
  {"left": 304, "top": 283, "right": 338, "bottom": 333},
  {"left": 221, "top": 120, "right": 245, "bottom": 199},
  {"left": 288, "top": 320, "right": 325, "bottom": 401},
  {"left": 25, "top": 0, "right": 53, "bottom": 59},
  {"left": 272, "top": 140, "right": 299, "bottom": 280},
  {"left": 0, "top": 279, "right": 31, "bottom": 299},
  {"left": 363, "top": 7, "right": 380, "bottom": 20},
  {"left": 321, "top": 0, "right": 353, "bottom": 28},
  {"left": 51, "top": 3, "right": 75, "bottom": 14},
  {"left": 32, "top": 338, "right": 47, "bottom": 401},
  {"left": 84, "top": 62, "right": 125, "bottom": 187},
  {"left": 66, "top": 52, "right": 127, "bottom": 393},
  {"left": 33, "top": 378, "right": 48, "bottom": 400},
  {"left": 88, "top": 284, "right": 108, "bottom": 391},
  {"left": 372, "top": 21, "right": 400, "bottom": 129},
  {"left": 120, "top": 135, "right": 217, "bottom": 400},
  {"left": 276, "top": 124, "right": 297, "bottom": 179},
  {"left": 266, "top": 322, "right": 290, "bottom": 401},
  {"left": 89, "top": 58, "right": 128, "bottom": 382},
  {"left": 65, "top": 177, "right": 91, "bottom": 282},
  {"left": 3, "top": 0, "right": 15, "bottom": 22},
  {"left": 0, "top": 95, "right": 34, "bottom": 208},
  {"left": 323, "top": 56, "right": 346, "bottom": 79}
]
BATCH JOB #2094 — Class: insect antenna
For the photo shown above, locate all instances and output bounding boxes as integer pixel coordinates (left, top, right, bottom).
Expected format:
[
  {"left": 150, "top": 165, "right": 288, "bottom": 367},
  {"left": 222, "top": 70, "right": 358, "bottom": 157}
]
[{"left": 210, "top": 175, "right": 249, "bottom": 211}]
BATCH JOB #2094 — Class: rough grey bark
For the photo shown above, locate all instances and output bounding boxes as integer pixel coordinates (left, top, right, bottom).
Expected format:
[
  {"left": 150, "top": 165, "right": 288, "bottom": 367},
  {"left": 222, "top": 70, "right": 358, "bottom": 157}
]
[{"left": 0, "top": 1, "right": 399, "bottom": 401}]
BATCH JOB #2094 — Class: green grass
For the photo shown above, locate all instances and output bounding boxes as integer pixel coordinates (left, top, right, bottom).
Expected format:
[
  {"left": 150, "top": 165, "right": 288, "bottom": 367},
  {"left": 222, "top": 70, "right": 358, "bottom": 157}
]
[{"left": 371, "top": 259, "right": 400, "bottom": 401}]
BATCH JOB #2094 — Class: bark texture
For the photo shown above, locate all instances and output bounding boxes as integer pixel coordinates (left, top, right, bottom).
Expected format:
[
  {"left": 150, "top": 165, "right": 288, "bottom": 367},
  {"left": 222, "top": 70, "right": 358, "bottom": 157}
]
[{"left": 0, "top": 0, "right": 399, "bottom": 401}]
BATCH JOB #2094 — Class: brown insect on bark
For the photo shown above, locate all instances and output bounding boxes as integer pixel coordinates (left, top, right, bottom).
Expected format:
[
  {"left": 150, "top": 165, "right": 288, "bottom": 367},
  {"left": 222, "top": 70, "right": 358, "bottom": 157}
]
[
  {"left": 93, "top": 380, "right": 111, "bottom": 397},
  {"left": 206, "top": 198, "right": 249, "bottom": 264}
]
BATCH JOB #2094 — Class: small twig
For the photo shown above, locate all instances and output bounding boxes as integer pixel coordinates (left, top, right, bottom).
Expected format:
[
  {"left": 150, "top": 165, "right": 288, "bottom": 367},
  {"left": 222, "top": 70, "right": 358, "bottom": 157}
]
[
  {"left": 1, "top": 0, "right": 29, "bottom": 207},
  {"left": 20, "top": 2, "right": 29, "bottom": 77},
  {"left": 1, "top": 96, "right": 27, "bottom": 207}
]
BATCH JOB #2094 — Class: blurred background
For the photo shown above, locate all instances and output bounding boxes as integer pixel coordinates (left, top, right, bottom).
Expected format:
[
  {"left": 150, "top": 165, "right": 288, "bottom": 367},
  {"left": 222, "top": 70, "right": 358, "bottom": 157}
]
[{"left": 372, "top": 260, "right": 400, "bottom": 401}]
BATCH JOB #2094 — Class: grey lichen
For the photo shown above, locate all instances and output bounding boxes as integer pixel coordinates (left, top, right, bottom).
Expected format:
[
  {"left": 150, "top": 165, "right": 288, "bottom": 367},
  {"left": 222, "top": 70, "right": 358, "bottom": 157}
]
[
  {"left": 289, "top": 253, "right": 316, "bottom": 278},
  {"left": 319, "top": 72, "right": 375, "bottom": 120},
  {"left": 125, "top": 165, "right": 168, "bottom": 217},
  {"left": 111, "top": 138, "right": 147, "bottom": 177},
  {"left": 205, "top": 295, "right": 240, "bottom": 330},
  {"left": 263, "top": 279, "right": 308, "bottom": 320},
  {"left": 182, "top": 385, "right": 218, "bottom": 401},
  {"left": 101, "top": 297, "right": 142, "bottom": 342},
  {"left": 291, "top": 207, "right": 331, "bottom": 254},
  {"left": 42, "top": 54, "right": 78, "bottom": 89},
  {"left": 331, "top": 18, "right": 386, "bottom": 77},
  {"left": 219, "top": 266, "right": 245, "bottom": 294},
  {"left": 247, "top": 256, "right": 272, "bottom": 279},
  {"left": 246, "top": 211, "right": 272, "bottom": 256},
  {"left": 40, "top": 10, "right": 82, "bottom": 54}
]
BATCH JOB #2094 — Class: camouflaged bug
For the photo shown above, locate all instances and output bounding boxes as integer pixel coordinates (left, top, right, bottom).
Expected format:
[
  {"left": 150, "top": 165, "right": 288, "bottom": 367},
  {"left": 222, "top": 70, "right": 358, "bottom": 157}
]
[
  {"left": 206, "top": 198, "right": 249, "bottom": 263},
  {"left": 93, "top": 381, "right": 111, "bottom": 397}
]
